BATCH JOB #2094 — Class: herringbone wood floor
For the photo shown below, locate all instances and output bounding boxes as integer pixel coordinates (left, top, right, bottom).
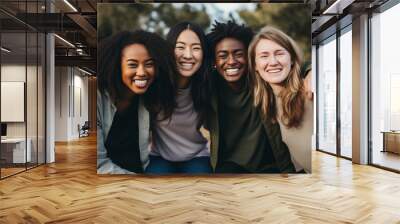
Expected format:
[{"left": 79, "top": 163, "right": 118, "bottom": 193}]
[{"left": 1, "top": 134, "right": 399, "bottom": 224}]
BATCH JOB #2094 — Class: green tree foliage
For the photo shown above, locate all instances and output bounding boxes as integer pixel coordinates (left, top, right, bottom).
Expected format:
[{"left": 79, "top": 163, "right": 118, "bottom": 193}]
[
  {"left": 157, "top": 4, "right": 210, "bottom": 30},
  {"left": 97, "top": 3, "right": 309, "bottom": 61},
  {"left": 98, "top": 4, "right": 210, "bottom": 40},
  {"left": 238, "top": 3, "right": 311, "bottom": 62},
  {"left": 98, "top": 4, "right": 154, "bottom": 40}
]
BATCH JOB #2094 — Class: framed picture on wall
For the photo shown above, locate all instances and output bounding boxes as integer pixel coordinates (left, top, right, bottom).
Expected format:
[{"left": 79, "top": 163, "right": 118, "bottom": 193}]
[{"left": 1, "top": 81, "right": 25, "bottom": 122}]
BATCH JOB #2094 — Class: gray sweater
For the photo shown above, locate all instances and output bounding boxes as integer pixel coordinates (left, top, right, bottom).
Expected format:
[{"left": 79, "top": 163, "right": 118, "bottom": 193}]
[{"left": 150, "top": 87, "right": 210, "bottom": 161}]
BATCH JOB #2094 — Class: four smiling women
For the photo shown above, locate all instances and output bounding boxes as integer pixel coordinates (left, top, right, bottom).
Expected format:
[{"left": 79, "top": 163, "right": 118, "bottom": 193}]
[{"left": 97, "top": 21, "right": 312, "bottom": 174}]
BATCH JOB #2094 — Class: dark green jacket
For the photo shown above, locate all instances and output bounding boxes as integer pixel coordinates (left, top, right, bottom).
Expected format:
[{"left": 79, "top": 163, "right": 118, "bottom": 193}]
[{"left": 206, "top": 89, "right": 295, "bottom": 173}]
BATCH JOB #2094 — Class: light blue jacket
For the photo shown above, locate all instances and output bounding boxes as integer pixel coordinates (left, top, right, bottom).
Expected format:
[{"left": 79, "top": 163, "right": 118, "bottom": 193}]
[{"left": 97, "top": 90, "right": 150, "bottom": 174}]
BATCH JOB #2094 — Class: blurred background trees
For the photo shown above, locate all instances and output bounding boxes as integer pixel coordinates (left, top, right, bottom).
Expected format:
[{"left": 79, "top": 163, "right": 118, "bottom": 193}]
[
  {"left": 239, "top": 3, "right": 311, "bottom": 61},
  {"left": 98, "top": 3, "right": 210, "bottom": 40},
  {"left": 98, "top": 3, "right": 310, "bottom": 62}
]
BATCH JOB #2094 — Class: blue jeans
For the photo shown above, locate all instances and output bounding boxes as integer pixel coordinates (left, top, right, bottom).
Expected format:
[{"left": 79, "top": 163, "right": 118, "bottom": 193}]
[{"left": 145, "top": 155, "right": 212, "bottom": 174}]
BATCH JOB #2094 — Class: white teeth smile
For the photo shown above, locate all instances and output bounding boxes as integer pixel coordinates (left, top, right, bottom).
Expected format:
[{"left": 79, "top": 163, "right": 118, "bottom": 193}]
[
  {"left": 267, "top": 69, "right": 282, "bottom": 73},
  {"left": 180, "top": 63, "right": 194, "bottom": 70},
  {"left": 225, "top": 68, "right": 239, "bottom": 76},
  {"left": 134, "top": 79, "right": 148, "bottom": 88}
]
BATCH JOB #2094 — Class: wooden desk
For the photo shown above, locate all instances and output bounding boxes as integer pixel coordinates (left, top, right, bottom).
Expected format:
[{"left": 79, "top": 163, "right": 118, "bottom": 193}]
[
  {"left": 1, "top": 138, "right": 32, "bottom": 163},
  {"left": 381, "top": 131, "right": 400, "bottom": 154}
]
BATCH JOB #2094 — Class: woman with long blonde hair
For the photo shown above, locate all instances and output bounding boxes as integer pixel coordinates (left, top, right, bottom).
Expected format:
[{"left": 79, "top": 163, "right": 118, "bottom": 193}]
[{"left": 248, "top": 26, "right": 313, "bottom": 173}]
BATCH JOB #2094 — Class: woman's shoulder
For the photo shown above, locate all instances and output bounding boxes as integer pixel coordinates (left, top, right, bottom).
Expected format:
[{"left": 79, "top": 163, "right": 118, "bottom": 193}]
[
  {"left": 97, "top": 89, "right": 111, "bottom": 103},
  {"left": 98, "top": 89, "right": 115, "bottom": 105}
]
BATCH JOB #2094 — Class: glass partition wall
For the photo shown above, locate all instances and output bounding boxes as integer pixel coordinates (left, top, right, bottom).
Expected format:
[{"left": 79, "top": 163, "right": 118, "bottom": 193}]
[
  {"left": 1, "top": 30, "right": 27, "bottom": 177},
  {"left": 316, "top": 0, "right": 400, "bottom": 172},
  {"left": 316, "top": 25, "right": 353, "bottom": 159},
  {"left": 370, "top": 2, "right": 400, "bottom": 171},
  {"left": 339, "top": 26, "right": 352, "bottom": 159},
  {"left": 0, "top": 1, "right": 46, "bottom": 179},
  {"left": 317, "top": 35, "right": 337, "bottom": 155}
]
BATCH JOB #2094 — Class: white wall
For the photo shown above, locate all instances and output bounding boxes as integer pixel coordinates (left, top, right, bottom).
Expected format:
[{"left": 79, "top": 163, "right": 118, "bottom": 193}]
[
  {"left": 72, "top": 72, "right": 89, "bottom": 138},
  {"left": 55, "top": 66, "right": 69, "bottom": 141},
  {"left": 54, "top": 66, "right": 89, "bottom": 141}
]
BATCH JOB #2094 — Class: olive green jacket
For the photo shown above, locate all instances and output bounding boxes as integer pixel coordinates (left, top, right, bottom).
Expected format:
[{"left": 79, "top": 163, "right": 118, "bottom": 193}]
[{"left": 206, "top": 90, "right": 295, "bottom": 173}]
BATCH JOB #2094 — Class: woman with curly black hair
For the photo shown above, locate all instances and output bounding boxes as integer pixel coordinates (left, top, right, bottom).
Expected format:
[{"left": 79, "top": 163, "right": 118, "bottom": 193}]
[{"left": 97, "top": 30, "right": 176, "bottom": 174}]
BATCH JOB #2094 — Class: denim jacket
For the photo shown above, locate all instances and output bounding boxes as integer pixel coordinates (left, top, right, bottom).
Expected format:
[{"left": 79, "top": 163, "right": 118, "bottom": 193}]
[{"left": 97, "top": 90, "right": 150, "bottom": 174}]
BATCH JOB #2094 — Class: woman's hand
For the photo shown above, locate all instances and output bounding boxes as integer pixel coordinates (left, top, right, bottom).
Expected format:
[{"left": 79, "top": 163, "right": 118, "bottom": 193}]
[{"left": 304, "top": 70, "right": 313, "bottom": 101}]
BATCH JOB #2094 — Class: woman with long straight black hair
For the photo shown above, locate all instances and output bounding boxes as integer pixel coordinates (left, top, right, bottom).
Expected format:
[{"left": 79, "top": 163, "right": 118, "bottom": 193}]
[{"left": 146, "top": 22, "right": 213, "bottom": 174}]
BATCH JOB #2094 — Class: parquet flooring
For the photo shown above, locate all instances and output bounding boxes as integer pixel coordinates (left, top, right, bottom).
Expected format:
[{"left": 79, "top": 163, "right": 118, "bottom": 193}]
[
  {"left": 372, "top": 151, "right": 400, "bottom": 171},
  {"left": 1, "top": 167, "right": 26, "bottom": 178},
  {"left": 1, "top": 134, "right": 400, "bottom": 223}
]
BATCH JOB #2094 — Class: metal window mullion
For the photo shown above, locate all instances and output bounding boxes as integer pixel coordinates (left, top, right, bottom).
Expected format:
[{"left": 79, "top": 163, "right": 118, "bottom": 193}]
[
  {"left": 73, "top": 68, "right": 75, "bottom": 118},
  {"left": 60, "top": 67, "right": 62, "bottom": 117},
  {"left": 25, "top": 0, "right": 28, "bottom": 171},
  {"left": 36, "top": 0, "right": 39, "bottom": 168},
  {"left": 0, "top": 21, "right": 2, "bottom": 179},
  {"left": 68, "top": 68, "right": 71, "bottom": 118},
  {"left": 316, "top": 44, "right": 320, "bottom": 151},
  {"left": 367, "top": 11, "right": 373, "bottom": 165},
  {"left": 337, "top": 29, "right": 341, "bottom": 157},
  {"left": 44, "top": 31, "right": 47, "bottom": 165}
]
